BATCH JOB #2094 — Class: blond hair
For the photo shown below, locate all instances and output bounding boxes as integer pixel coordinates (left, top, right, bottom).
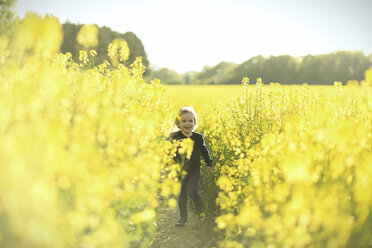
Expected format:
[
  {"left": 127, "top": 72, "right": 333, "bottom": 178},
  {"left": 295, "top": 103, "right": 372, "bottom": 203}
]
[{"left": 172, "top": 106, "right": 198, "bottom": 132}]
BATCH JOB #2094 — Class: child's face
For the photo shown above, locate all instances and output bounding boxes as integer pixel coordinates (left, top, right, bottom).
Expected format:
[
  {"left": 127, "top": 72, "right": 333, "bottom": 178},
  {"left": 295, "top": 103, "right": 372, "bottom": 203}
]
[{"left": 179, "top": 112, "right": 195, "bottom": 135}]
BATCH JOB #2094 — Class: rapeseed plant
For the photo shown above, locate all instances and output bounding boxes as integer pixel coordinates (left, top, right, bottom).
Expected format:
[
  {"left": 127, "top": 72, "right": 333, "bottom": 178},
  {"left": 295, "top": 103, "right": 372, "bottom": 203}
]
[
  {"left": 0, "top": 13, "right": 178, "bottom": 248},
  {"left": 2, "top": 11, "right": 371, "bottom": 248},
  {"left": 164, "top": 79, "right": 371, "bottom": 247}
]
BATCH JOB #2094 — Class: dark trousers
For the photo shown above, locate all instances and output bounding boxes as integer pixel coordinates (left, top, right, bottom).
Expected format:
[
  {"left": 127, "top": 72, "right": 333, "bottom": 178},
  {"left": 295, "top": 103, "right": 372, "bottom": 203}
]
[{"left": 178, "top": 174, "right": 203, "bottom": 220}]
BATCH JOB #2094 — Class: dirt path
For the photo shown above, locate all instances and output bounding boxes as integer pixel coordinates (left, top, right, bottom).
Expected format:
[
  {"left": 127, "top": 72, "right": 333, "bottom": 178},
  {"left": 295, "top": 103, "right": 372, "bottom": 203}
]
[{"left": 152, "top": 205, "right": 218, "bottom": 248}]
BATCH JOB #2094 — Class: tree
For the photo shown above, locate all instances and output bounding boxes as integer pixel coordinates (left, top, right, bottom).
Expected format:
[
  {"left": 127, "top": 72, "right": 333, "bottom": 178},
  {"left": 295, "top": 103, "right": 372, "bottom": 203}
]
[
  {"left": 262, "top": 55, "right": 299, "bottom": 84},
  {"left": 180, "top": 52, "right": 372, "bottom": 85},
  {"left": 61, "top": 23, "right": 150, "bottom": 73},
  {"left": 222, "top": 55, "right": 265, "bottom": 84},
  {"left": 193, "top": 62, "right": 237, "bottom": 84},
  {"left": 151, "top": 68, "right": 184, "bottom": 84},
  {"left": 298, "top": 51, "right": 371, "bottom": 84},
  {"left": 0, "top": 0, "right": 18, "bottom": 37}
]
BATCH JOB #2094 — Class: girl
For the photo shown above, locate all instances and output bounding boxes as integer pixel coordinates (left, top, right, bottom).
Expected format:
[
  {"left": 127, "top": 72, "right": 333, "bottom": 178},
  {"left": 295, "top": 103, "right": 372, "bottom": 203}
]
[{"left": 169, "top": 107, "right": 214, "bottom": 227}]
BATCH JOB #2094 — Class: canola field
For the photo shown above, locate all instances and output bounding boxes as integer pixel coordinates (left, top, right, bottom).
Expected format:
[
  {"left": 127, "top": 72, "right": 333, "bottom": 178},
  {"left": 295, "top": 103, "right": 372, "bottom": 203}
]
[
  {"left": 165, "top": 83, "right": 372, "bottom": 248},
  {"left": 1, "top": 14, "right": 372, "bottom": 248}
]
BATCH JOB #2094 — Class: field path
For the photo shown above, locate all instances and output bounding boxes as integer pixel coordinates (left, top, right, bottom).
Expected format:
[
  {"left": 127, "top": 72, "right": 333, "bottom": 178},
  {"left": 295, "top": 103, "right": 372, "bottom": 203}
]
[{"left": 152, "top": 205, "right": 218, "bottom": 248}]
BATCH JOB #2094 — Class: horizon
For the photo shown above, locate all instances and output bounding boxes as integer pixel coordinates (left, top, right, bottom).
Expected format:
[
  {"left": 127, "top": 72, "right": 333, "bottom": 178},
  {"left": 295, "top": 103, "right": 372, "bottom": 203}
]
[{"left": 15, "top": 0, "right": 372, "bottom": 73}]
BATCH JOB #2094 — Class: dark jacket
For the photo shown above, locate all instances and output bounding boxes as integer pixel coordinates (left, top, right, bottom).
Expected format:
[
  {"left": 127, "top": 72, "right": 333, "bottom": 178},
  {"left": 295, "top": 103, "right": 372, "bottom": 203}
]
[{"left": 169, "top": 131, "right": 213, "bottom": 175}]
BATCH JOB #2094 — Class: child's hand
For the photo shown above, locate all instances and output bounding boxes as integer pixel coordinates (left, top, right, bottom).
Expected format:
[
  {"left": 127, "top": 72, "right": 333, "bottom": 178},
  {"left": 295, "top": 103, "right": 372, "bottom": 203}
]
[{"left": 206, "top": 166, "right": 214, "bottom": 176}]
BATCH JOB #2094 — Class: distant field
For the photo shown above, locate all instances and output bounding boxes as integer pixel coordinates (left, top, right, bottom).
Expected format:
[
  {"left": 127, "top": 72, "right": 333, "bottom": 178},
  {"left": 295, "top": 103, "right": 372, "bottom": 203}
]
[
  {"left": 164, "top": 83, "right": 372, "bottom": 247},
  {"left": 163, "top": 85, "right": 243, "bottom": 110},
  {"left": 162, "top": 84, "right": 335, "bottom": 112}
]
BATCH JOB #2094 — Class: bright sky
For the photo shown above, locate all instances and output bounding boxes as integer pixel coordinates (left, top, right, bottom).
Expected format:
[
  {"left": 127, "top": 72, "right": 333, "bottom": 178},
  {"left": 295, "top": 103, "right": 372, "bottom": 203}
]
[{"left": 16, "top": 0, "right": 372, "bottom": 73}]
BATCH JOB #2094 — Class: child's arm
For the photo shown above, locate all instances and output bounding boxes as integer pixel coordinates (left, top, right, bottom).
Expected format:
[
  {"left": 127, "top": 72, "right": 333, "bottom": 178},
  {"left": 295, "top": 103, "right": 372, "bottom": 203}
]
[{"left": 200, "top": 134, "right": 213, "bottom": 170}]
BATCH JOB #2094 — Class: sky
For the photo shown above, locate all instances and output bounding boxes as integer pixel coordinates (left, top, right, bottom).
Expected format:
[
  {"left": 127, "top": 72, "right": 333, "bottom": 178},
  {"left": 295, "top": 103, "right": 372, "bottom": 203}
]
[{"left": 15, "top": 0, "right": 372, "bottom": 73}]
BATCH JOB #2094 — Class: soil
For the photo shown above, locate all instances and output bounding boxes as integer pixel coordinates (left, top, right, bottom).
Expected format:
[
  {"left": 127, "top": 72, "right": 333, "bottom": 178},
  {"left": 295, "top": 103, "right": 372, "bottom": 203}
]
[{"left": 152, "top": 205, "right": 219, "bottom": 248}]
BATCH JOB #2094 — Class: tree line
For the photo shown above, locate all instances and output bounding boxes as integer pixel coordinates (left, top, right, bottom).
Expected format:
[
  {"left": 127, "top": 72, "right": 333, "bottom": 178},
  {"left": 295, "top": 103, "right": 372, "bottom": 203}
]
[
  {"left": 1, "top": 1, "right": 151, "bottom": 73},
  {"left": 148, "top": 52, "right": 372, "bottom": 85},
  {"left": 2, "top": 0, "right": 371, "bottom": 85}
]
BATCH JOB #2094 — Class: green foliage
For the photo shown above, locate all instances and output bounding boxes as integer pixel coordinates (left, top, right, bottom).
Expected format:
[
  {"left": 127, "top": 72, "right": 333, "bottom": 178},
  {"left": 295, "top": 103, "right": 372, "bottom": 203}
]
[
  {"left": 149, "top": 67, "right": 184, "bottom": 84},
  {"left": 0, "top": 0, "right": 18, "bottom": 37},
  {"left": 192, "top": 62, "right": 237, "bottom": 85},
  {"left": 224, "top": 52, "right": 372, "bottom": 85},
  {"left": 161, "top": 52, "right": 372, "bottom": 85},
  {"left": 222, "top": 55, "right": 266, "bottom": 85},
  {"left": 298, "top": 51, "right": 371, "bottom": 84}
]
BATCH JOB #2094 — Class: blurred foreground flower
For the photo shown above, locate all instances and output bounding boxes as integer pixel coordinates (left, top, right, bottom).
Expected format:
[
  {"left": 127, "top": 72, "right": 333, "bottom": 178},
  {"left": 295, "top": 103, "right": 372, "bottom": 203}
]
[
  {"left": 178, "top": 138, "right": 194, "bottom": 159},
  {"left": 16, "top": 12, "right": 63, "bottom": 58},
  {"left": 77, "top": 24, "right": 98, "bottom": 48}
]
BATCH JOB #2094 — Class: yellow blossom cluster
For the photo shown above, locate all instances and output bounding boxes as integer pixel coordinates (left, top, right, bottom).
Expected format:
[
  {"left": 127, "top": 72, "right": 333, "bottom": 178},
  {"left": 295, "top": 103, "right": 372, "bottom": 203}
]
[
  {"left": 202, "top": 80, "right": 371, "bottom": 247},
  {"left": 14, "top": 12, "right": 63, "bottom": 60},
  {"left": 165, "top": 78, "right": 371, "bottom": 247},
  {"left": 2, "top": 11, "right": 372, "bottom": 248},
  {"left": 108, "top": 38, "right": 130, "bottom": 67},
  {"left": 77, "top": 24, "right": 98, "bottom": 48},
  {"left": 0, "top": 13, "right": 179, "bottom": 248}
]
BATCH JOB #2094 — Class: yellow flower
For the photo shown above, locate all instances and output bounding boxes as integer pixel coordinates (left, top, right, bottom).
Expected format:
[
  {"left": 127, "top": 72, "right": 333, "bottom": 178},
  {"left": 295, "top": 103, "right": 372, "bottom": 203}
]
[
  {"left": 79, "top": 50, "right": 89, "bottom": 64},
  {"left": 89, "top": 49, "right": 97, "bottom": 57},
  {"left": 130, "top": 208, "right": 156, "bottom": 224},
  {"left": 215, "top": 213, "right": 234, "bottom": 230},
  {"left": 256, "top": 77, "right": 263, "bottom": 85},
  {"left": 241, "top": 77, "right": 249, "bottom": 85},
  {"left": 365, "top": 66, "right": 372, "bottom": 83},
  {"left": 108, "top": 38, "right": 130, "bottom": 67},
  {"left": 16, "top": 12, "right": 63, "bottom": 57},
  {"left": 168, "top": 198, "right": 177, "bottom": 209},
  {"left": 217, "top": 175, "right": 234, "bottom": 192},
  {"left": 178, "top": 138, "right": 194, "bottom": 159},
  {"left": 236, "top": 204, "right": 262, "bottom": 227},
  {"left": 0, "top": 36, "right": 8, "bottom": 50},
  {"left": 118, "top": 40, "right": 130, "bottom": 62},
  {"left": 77, "top": 24, "right": 98, "bottom": 48}
]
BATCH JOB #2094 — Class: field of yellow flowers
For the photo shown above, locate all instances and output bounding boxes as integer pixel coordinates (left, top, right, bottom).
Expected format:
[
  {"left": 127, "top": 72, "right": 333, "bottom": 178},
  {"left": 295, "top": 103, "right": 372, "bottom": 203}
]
[
  {"left": 165, "top": 80, "right": 372, "bottom": 247},
  {"left": 1, "top": 13, "right": 372, "bottom": 248},
  {"left": 0, "top": 14, "right": 181, "bottom": 248}
]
